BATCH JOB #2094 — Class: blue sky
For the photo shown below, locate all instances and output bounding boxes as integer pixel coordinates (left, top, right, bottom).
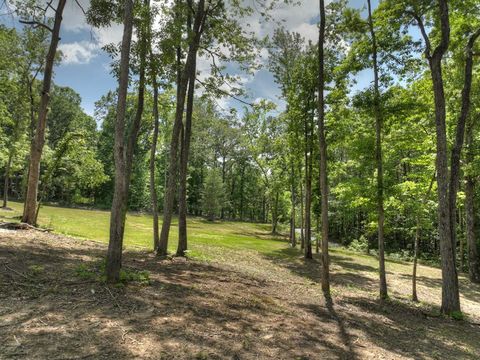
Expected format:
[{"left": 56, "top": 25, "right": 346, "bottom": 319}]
[{"left": 1, "top": 0, "right": 379, "bottom": 118}]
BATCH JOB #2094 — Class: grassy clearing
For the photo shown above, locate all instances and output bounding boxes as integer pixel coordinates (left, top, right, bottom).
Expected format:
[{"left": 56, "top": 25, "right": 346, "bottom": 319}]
[
  {"left": 2, "top": 200, "right": 479, "bottom": 321},
  {"left": 0, "top": 201, "right": 286, "bottom": 259}
]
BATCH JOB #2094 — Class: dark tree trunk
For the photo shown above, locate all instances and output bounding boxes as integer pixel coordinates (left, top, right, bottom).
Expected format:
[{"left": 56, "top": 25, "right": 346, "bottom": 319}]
[
  {"left": 418, "top": 0, "right": 460, "bottom": 314},
  {"left": 3, "top": 150, "right": 13, "bottom": 208},
  {"left": 367, "top": 0, "right": 387, "bottom": 301},
  {"left": 158, "top": 0, "right": 205, "bottom": 256},
  {"left": 272, "top": 191, "right": 279, "bottom": 235},
  {"left": 318, "top": 0, "right": 330, "bottom": 295},
  {"left": 106, "top": 0, "right": 140, "bottom": 283},
  {"left": 177, "top": 50, "right": 197, "bottom": 256},
  {"left": 447, "top": 28, "right": 480, "bottom": 270},
  {"left": 240, "top": 164, "right": 245, "bottom": 221},
  {"left": 465, "top": 117, "right": 480, "bottom": 283},
  {"left": 22, "top": 0, "right": 66, "bottom": 225}
]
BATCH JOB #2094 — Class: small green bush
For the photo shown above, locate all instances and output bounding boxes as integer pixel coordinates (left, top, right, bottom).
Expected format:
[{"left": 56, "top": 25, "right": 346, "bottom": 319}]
[
  {"left": 348, "top": 235, "right": 369, "bottom": 253},
  {"left": 450, "top": 311, "right": 465, "bottom": 321}
]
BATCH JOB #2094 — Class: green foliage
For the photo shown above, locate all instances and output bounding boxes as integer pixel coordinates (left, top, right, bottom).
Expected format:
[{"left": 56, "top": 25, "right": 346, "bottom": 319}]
[
  {"left": 348, "top": 236, "right": 369, "bottom": 253},
  {"left": 450, "top": 311, "right": 465, "bottom": 321},
  {"left": 202, "top": 169, "right": 226, "bottom": 221},
  {"left": 75, "top": 260, "right": 150, "bottom": 285}
]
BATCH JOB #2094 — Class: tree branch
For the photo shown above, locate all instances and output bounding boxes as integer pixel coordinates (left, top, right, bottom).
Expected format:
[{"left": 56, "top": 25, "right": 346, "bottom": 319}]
[
  {"left": 19, "top": 20, "right": 53, "bottom": 33},
  {"left": 196, "top": 77, "right": 254, "bottom": 106}
]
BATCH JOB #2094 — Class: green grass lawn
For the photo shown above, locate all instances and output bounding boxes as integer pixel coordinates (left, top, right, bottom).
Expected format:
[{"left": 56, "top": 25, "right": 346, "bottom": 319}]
[{"left": 0, "top": 201, "right": 287, "bottom": 259}]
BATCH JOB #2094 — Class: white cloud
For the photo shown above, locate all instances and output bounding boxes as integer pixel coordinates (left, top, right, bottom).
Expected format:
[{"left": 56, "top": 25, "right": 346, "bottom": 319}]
[{"left": 58, "top": 41, "right": 98, "bottom": 64}]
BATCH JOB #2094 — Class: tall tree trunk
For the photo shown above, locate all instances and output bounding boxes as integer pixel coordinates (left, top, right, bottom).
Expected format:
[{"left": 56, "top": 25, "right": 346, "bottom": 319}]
[
  {"left": 318, "top": 0, "right": 330, "bottom": 294},
  {"left": 105, "top": 0, "right": 140, "bottom": 283},
  {"left": 177, "top": 53, "right": 197, "bottom": 256},
  {"left": 158, "top": 0, "right": 205, "bottom": 256},
  {"left": 418, "top": 0, "right": 460, "bottom": 314},
  {"left": 3, "top": 150, "right": 14, "bottom": 208},
  {"left": 149, "top": 55, "right": 160, "bottom": 251},
  {"left": 22, "top": 0, "right": 66, "bottom": 225},
  {"left": 447, "top": 27, "right": 480, "bottom": 270},
  {"left": 290, "top": 161, "right": 296, "bottom": 247},
  {"left": 459, "top": 209, "right": 464, "bottom": 271},
  {"left": 272, "top": 191, "right": 279, "bottom": 234},
  {"left": 300, "top": 176, "right": 305, "bottom": 250},
  {"left": 240, "top": 164, "right": 245, "bottom": 221},
  {"left": 465, "top": 116, "right": 480, "bottom": 283},
  {"left": 304, "top": 117, "right": 313, "bottom": 260},
  {"left": 367, "top": 0, "right": 387, "bottom": 301}
]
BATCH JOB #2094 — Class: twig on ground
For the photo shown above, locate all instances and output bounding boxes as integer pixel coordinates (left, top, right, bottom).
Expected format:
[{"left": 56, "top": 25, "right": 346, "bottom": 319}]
[
  {"left": 4, "top": 264, "right": 29, "bottom": 280},
  {"left": 105, "top": 286, "right": 122, "bottom": 311}
]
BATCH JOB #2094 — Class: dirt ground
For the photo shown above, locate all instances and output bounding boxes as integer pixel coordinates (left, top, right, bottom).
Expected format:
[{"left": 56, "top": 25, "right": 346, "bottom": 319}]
[{"left": 1, "top": 229, "right": 479, "bottom": 360}]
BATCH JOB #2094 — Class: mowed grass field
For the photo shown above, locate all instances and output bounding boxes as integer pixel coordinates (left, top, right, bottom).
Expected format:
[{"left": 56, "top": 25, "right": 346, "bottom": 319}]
[{"left": 0, "top": 201, "right": 286, "bottom": 259}]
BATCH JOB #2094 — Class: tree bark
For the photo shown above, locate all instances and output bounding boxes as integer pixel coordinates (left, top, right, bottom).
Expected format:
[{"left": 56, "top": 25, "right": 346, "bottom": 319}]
[
  {"left": 304, "top": 116, "right": 313, "bottom": 260},
  {"left": 177, "top": 52, "right": 197, "bottom": 256},
  {"left": 367, "top": 0, "right": 387, "bottom": 300},
  {"left": 149, "top": 51, "right": 160, "bottom": 251},
  {"left": 447, "top": 27, "right": 480, "bottom": 269},
  {"left": 417, "top": 0, "right": 460, "bottom": 314},
  {"left": 465, "top": 117, "right": 480, "bottom": 283},
  {"left": 290, "top": 161, "right": 296, "bottom": 247},
  {"left": 22, "top": 0, "right": 66, "bottom": 225},
  {"left": 105, "top": 0, "right": 137, "bottom": 283},
  {"left": 3, "top": 150, "right": 14, "bottom": 208},
  {"left": 158, "top": 0, "right": 205, "bottom": 256},
  {"left": 318, "top": 0, "right": 330, "bottom": 295}
]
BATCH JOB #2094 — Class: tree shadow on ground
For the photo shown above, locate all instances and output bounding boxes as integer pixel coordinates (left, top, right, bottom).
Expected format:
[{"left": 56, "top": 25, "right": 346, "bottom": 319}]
[
  {"left": 263, "top": 248, "right": 378, "bottom": 291},
  {"left": 262, "top": 246, "right": 480, "bottom": 359},
  {"left": 0, "top": 231, "right": 365, "bottom": 359},
  {"left": 336, "top": 295, "right": 480, "bottom": 359},
  {"left": 396, "top": 272, "right": 480, "bottom": 305}
]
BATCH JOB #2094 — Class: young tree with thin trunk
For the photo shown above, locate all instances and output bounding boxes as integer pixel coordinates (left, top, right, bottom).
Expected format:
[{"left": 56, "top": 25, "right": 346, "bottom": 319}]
[
  {"left": 149, "top": 35, "right": 160, "bottom": 251},
  {"left": 367, "top": 0, "right": 387, "bottom": 301},
  {"left": 158, "top": 0, "right": 206, "bottom": 256},
  {"left": 412, "top": 173, "right": 435, "bottom": 302},
  {"left": 21, "top": 0, "right": 66, "bottom": 225}
]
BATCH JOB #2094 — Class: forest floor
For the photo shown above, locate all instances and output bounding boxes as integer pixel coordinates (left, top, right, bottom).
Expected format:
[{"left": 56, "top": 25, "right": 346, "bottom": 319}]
[{"left": 1, "top": 205, "right": 480, "bottom": 359}]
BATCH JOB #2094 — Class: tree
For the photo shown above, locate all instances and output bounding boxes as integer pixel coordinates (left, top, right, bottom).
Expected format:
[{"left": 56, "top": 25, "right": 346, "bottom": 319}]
[
  {"left": 158, "top": 0, "right": 206, "bottom": 256},
  {"left": 21, "top": 0, "right": 67, "bottom": 225},
  {"left": 202, "top": 168, "right": 225, "bottom": 221},
  {"left": 367, "top": 0, "right": 388, "bottom": 300},
  {"left": 104, "top": 0, "right": 135, "bottom": 283},
  {"left": 407, "top": 0, "right": 459, "bottom": 314},
  {"left": 318, "top": 0, "right": 330, "bottom": 295}
]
